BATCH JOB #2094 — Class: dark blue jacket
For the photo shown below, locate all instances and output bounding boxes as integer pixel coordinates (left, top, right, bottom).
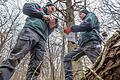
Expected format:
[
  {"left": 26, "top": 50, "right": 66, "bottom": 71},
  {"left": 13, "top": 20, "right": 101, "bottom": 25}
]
[
  {"left": 23, "top": 3, "right": 54, "bottom": 41},
  {"left": 71, "top": 12, "right": 100, "bottom": 46}
]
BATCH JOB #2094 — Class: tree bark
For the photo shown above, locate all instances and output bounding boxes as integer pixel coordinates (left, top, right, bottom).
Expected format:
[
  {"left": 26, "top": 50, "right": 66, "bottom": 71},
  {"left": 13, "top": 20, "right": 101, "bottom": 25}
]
[{"left": 82, "top": 31, "right": 120, "bottom": 80}]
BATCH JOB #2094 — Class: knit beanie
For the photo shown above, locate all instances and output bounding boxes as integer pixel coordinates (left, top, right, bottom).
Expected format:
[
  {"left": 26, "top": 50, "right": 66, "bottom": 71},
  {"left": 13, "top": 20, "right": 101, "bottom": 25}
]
[
  {"left": 46, "top": 2, "right": 55, "bottom": 7},
  {"left": 79, "top": 9, "right": 89, "bottom": 15}
]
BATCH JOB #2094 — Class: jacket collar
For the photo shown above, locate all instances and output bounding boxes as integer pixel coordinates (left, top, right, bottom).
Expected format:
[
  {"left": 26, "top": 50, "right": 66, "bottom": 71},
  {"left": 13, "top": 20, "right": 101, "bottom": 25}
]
[
  {"left": 42, "top": 7, "right": 48, "bottom": 15},
  {"left": 82, "top": 13, "right": 90, "bottom": 20}
]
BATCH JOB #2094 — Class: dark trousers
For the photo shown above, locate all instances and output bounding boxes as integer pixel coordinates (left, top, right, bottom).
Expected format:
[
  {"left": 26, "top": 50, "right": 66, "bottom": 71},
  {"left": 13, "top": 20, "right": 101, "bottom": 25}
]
[
  {"left": 64, "top": 41, "right": 100, "bottom": 80},
  {"left": 0, "top": 28, "right": 46, "bottom": 80}
]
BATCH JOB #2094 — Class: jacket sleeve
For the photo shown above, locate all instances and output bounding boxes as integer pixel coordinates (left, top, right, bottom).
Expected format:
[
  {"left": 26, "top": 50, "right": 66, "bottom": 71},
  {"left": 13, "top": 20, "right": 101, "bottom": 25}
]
[
  {"left": 71, "top": 18, "right": 92, "bottom": 32},
  {"left": 23, "top": 3, "right": 45, "bottom": 19}
]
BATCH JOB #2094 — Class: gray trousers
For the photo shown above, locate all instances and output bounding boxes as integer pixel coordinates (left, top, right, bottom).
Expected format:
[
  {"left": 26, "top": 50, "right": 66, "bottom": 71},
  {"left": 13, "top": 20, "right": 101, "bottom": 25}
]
[
  {"left": 64, "top": 41, "right": 100, "bottom": 80},
  {"left": 0, "top": 28, "right": 46, "bottom": 80}
]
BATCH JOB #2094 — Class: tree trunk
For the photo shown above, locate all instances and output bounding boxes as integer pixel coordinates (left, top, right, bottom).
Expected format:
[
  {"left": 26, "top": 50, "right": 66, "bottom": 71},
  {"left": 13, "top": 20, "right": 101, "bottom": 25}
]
[
  {"left": 65, "top": 1, "right": 84, "bottom": 80},
  {"left": 82, "top": 31, "right": 120, "bottom": 80}
]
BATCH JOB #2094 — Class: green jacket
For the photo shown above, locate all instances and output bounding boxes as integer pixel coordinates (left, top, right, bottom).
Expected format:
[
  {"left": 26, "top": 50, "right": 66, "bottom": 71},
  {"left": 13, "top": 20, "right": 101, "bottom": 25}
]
[
  {"left": 71, "top": 12, "right": 100, "bottom": 46},
  {"left": 23, "top": 3, "right": 54, "bottom": 41}
]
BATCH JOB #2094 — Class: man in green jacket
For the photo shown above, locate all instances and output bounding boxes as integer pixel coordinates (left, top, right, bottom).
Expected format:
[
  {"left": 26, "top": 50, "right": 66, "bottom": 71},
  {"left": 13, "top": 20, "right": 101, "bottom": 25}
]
[
  {"left": 0, "top": 2, "right": 57, "bottom": 80},
  {"left": 64, "top": 9, "right": 101, "bottom": 80}
]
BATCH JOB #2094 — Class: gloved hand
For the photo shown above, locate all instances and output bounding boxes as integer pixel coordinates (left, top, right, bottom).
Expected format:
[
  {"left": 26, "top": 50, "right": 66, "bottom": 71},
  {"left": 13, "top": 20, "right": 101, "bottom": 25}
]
[{"left": 64, "top": 27, "right": 72, "bottom": 34}]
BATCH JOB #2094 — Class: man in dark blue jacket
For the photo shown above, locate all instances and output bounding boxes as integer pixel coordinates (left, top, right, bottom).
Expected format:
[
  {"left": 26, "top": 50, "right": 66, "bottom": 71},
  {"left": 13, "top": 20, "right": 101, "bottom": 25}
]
[
  {"left": 0, "top": 2, "right": 57, "bottom": 80},
  {"left": 63, "top": 9, "right": 101, "bottom": 80}
]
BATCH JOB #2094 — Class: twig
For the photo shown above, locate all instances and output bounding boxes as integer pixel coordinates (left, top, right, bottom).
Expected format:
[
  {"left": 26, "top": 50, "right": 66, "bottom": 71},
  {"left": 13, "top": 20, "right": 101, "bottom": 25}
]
[{"left": 85, "top": 66, "right": 103, "bottom": 80}]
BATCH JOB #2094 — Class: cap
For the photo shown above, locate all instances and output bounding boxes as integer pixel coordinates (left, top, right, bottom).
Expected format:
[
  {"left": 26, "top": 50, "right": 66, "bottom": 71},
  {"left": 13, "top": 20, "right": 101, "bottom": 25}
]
[
  {"left": 79, "top": 9, "right": 89, "bottom": 15},
  {"left": 46, "top": 2, "right": 55, "bottom": 7}
]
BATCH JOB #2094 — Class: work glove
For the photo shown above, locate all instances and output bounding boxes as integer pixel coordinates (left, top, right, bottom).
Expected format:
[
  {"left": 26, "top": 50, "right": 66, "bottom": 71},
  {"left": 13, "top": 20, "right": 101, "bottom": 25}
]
[{"left": 64, "top": 27, "right": 72, "bottom": 34}]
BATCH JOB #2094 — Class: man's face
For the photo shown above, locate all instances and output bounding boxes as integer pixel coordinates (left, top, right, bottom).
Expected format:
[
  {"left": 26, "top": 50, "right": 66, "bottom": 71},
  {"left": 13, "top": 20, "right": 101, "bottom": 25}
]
[
  {"left": 79, "top": 12, "right": 86, "bottom": 20},
  {"left": 48, "top": 16, "right": 58, "bottom": 28},
  {"left": 46, "top": 6, "right": 56, "bottom": 15}
]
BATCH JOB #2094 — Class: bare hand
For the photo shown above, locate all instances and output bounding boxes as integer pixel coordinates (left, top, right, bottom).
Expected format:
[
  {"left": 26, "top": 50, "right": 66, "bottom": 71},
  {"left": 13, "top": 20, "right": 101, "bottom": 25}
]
[{"left": 43, "top": 15, "right": 51, "bottom": 20}]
